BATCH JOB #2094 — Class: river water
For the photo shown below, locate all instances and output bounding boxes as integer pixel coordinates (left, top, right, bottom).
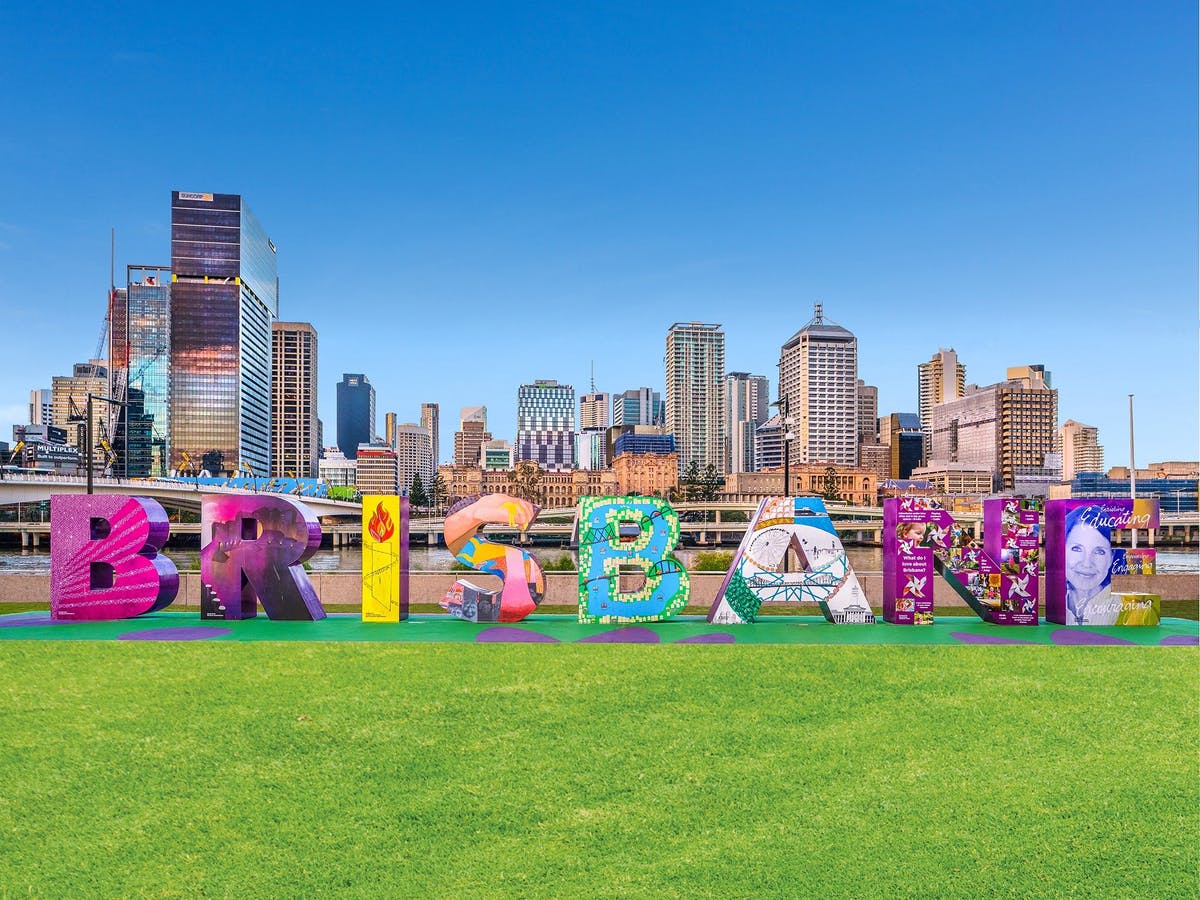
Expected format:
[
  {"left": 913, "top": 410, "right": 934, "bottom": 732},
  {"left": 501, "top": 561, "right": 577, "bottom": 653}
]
[{"left": 0, "top": 545, "right": 1196, "bottom": 574}]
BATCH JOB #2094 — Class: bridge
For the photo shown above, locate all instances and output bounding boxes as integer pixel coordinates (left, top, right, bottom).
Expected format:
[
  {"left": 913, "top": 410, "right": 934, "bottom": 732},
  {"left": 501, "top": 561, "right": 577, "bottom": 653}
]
[
  {"left": 0, "top": 475, "right": 1195, "bottom": 548},
  {"left": 0, "top": 473, "right": 360, "bottom": 518}
]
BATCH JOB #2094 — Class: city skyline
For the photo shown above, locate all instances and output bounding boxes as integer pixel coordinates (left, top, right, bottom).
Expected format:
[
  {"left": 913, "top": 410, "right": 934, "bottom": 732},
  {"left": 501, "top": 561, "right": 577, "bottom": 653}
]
[{"left": 0, "top": 4, "right": 1195, "bottom": 466}]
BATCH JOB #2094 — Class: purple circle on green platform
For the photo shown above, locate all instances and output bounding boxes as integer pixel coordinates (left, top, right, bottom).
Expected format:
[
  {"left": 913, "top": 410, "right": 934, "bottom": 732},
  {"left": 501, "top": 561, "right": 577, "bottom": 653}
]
[
  {"left": 0, "top": 614, "right": 60, "bottom": 628},
  {"left": 1050, "top": 629, "right": 1136, "bottom": 646},
  {"left": 578, "top": 626, "right": 660, "bottom": 643},
  {"left": 476, "top": 626, "right": 560, "bottom": 643},
  {"left": 675, "top": 633, "right": 736, "bottom": 644},
  {"left": 1160, "top": 634, "right": 1199, "bottom": 646},
  {"left": 951, "top": 632, "right": 1040, "bottom": 645},
  {"left": 118, "top": 626, "right": 233, "bottom": 641}
]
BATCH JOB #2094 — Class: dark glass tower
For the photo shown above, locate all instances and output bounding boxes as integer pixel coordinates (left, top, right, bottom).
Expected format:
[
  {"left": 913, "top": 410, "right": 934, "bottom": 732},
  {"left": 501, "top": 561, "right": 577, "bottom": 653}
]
[
  {"left": 336, "top": 373, "right": 375, "bottom": 459},
  {"left": 169, "top": 191, "right": 277, "bottom": 476}
]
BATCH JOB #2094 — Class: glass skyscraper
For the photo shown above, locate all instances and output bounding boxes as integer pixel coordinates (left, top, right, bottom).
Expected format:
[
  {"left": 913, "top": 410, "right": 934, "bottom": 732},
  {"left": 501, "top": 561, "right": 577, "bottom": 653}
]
[
  {"left": 337, "top": 373, "right": 375, "bottom": 459},
  {"left": 110, "top": 265, "right": 171, "bottom": 477},
  {"left": 169, "top": 191, "right": 277, "bottom": 476}
]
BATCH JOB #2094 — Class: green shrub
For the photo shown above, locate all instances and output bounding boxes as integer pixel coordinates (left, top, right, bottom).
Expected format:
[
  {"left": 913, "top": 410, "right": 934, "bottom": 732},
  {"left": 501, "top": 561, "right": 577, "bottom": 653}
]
[
  {"left": 693, "top": 550, "right": 734, "bottom": 572},
  {"left": 541, "top": 554, "right": 576, "bottom": 572}
]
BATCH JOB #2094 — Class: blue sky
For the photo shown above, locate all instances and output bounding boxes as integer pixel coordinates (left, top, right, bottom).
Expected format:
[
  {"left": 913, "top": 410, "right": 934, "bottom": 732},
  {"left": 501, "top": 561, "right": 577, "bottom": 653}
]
[{"left": 0, "top": 2, "right": 1195, "bottom": 467}]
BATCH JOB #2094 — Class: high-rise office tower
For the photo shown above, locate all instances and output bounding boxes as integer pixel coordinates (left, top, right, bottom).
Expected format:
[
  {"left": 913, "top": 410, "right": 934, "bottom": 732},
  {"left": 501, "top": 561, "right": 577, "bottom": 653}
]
[
  {"left": 929, "top": 365, "right": 1058, "bottom": 490},
  {"left": 579, "top": 392, "right": 609, "bottom": 431},
  {"left": 385, "top": 412, "right": 398, "bottom": 449},
  {"left": 856, "top": 380, "right": 878, "bottom": 442},
  {"left": 754, "top": 414, "right": 783, "bottom": 471},
  {"left": 725, "top": 372, "right": 769, "bottom": 473},
  {"left": 355, "top": 443, "right": 398, "bottom": 494},
  {"left": 51, "top": 361, "right": 108, "bottom": 470},
  {"left": 517, "top": 380, "right": 575, "bottom": 470},
  {"left": 28, "top": 389, "right": 52, "bottom": 426},
  {"left": 880, "top": 413, "right": 924, "bottom": 480},
  {"left": 420, "top": 402, "right": 440, "bottom": 469},
  {"left": 612, "top": 388, "right": 664, "bottom": 427},
  {"left": 270, "top": 321, "right": 319, "bottom": 478},
  {"left": 336, "top": 374, "right": 375, "bottom": 459},
  {"left": 778, "top": 304, "right": 857, "bottom": 467},
  {"left": 1057, "top": 420, "right": 1104, "bottom": 482},
  {"left": 394, "top": 423, "right": 433, "bottom": 495},
  {"left": 169, "top": 191, "right": 277, "bottom": 477},
  {"left": 454, "top": 406, "right": 491, "bottom": 467},
  {"left": 110, "top": 266, "right": 171, "bottom": 477},
  {"left": 666, "top": 323, "right": 726, "bottom": 473},
  {"left": 918, "top": 348, "right": 966, "bottom": 459},
  {"left": 575, "top": 430, "right": 607, "bottom": 470}
]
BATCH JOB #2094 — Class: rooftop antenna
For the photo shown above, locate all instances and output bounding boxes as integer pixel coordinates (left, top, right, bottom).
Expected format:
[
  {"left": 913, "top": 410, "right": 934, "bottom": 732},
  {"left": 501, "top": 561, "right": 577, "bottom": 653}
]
[
  {"left": 813, "top": 302, "right": 823, "bottom": 323},
  {"left": 590, "top": 361, "right": 596, "bottom": 394}
]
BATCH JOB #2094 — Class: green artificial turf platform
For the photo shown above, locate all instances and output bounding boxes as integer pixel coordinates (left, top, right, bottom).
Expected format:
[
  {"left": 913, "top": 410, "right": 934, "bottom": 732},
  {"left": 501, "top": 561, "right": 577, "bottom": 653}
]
[{"left": 1, "top": 609, "right": 1196, "bottom": 645}]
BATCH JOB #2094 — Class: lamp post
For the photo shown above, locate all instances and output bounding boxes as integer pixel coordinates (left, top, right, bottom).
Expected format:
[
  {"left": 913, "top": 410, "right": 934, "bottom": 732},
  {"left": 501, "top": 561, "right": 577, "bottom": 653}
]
[
  {"left": 771, "top": 394, "right": 797, "bottom": 573},
  {"left": 1128, "top": 394, "right": 1137, "bottom": 549},
  {"left": 83, "top": 394, "right": 126, "bottom": 495}
]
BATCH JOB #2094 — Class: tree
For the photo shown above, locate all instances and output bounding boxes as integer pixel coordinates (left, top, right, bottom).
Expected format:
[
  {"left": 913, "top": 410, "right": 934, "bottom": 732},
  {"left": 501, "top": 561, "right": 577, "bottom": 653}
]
[
  {"left": 699, "top": 463, "right": 723, "bottom": 503},
  {"left": 409, "top": 472, "right": 429, "bottom": 509},
  {"left": 507, "top": 460, "right": 544, "bottom": 505},
  {"left": 681, "top": 460, "right": 702, "bottom": 501},
  {"left": 430, "top": 473, "right": 448, "bottom": 514},
  {"left": 698, "top": 463, "right": 724, "bottom": 524},
  {"left": 821, "top": 466, "right": 841, "bottom": 502}
]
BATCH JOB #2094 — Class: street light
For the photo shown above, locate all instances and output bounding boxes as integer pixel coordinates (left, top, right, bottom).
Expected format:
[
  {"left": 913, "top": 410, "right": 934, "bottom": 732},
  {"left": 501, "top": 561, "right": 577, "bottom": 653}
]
[
  {"left": 81, "top": 394, "right": 127, "bottom": 494},
  {"left": 771, "top": 394, "right": 797, "bottom": 574}
]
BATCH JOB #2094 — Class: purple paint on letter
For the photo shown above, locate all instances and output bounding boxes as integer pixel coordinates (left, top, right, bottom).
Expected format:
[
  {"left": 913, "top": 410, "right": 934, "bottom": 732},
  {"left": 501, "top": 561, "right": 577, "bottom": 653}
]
[
  {"left": 200, "top": 494, "right": 325, "bottom": 621},
  {"left": 50, "top": 495, "right": 179, "bottom": 621}
]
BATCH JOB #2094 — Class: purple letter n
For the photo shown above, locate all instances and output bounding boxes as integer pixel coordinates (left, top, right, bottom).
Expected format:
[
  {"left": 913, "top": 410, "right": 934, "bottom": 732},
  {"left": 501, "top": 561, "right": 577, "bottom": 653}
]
[{"left": 200, "top": 494, "right": 326, "bottom": 621}]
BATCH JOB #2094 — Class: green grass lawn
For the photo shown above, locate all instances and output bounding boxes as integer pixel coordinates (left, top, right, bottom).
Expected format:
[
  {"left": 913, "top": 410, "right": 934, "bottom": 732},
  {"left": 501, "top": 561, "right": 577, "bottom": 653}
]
[{"left": 0, "top": 644, "right": 1196, "bottom": 897}]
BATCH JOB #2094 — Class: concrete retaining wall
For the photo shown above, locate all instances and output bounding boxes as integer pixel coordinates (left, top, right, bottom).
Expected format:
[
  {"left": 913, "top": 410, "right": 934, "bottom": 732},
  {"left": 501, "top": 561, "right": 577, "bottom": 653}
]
[{"left": 2, "top": 572, "right": 1195, "bottom": 609}]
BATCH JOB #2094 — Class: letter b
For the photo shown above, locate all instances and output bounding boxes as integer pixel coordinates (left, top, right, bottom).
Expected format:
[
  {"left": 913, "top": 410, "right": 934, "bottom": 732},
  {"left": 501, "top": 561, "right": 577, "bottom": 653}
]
[{"left": 50, "top": 494, "right": 178, "bottom": 620}]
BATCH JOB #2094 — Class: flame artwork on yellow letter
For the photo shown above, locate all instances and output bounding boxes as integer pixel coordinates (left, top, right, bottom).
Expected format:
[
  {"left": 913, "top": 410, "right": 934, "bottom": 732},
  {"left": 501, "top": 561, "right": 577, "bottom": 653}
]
[{"left": 361, "top": 495, "right": 409, "bottom": 622}]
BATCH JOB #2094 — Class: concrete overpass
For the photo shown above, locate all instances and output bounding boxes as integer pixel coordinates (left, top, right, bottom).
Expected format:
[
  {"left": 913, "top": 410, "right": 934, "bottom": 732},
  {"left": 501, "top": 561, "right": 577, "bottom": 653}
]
[
  {"left": 0, "top": 476, "right": 1195, "bottom": 548},
  {"left": 0, "top": 474, "right": 360, "bottom": 518}
]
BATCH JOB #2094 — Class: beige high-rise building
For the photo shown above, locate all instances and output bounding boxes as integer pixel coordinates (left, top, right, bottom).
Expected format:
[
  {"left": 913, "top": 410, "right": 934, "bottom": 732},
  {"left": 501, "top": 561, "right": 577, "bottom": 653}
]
[
  {"left": 1057, "top": 420, "right": 1104, "bottom": 482},
  {"left": 778, "top": 304, "right": 857, "bottom": 467},
  {"left": 51, "top": 361, "right": 109, "bottom": 470},
  {"left": 726, "top": 372, "right": 769, "bottom": 474},
  {"left": 355, "top": 444, "right": 399, "bottom": 494},
  {"left": 579, "top": 392, "right": 609, "bottom": 431},
  {"left": 856, "top": 380, "right": 878, "bottom": 442},
  {"left": 420, "top": 403, "right": 440, "bottom": 470},
  {"left": 270, "top": 322, "right": 319, "bottom": 478},
  {"left": 453, "top": 406, "right": 491, "bottom": 467},
  {"left": 394, "top": 423, "right": 433, "bottom": 495},
  {"left": 929, "top": 365, "right": 1058, "bottom": 491},
  {"left": 666, "top": 322, "right": 726, "bottom": 473},
  {"left": 918, "top": 348, "right": 966, "bottom": 458},
  {"left": 384, "top": 412, "right": 398, "bottom": 449}
]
